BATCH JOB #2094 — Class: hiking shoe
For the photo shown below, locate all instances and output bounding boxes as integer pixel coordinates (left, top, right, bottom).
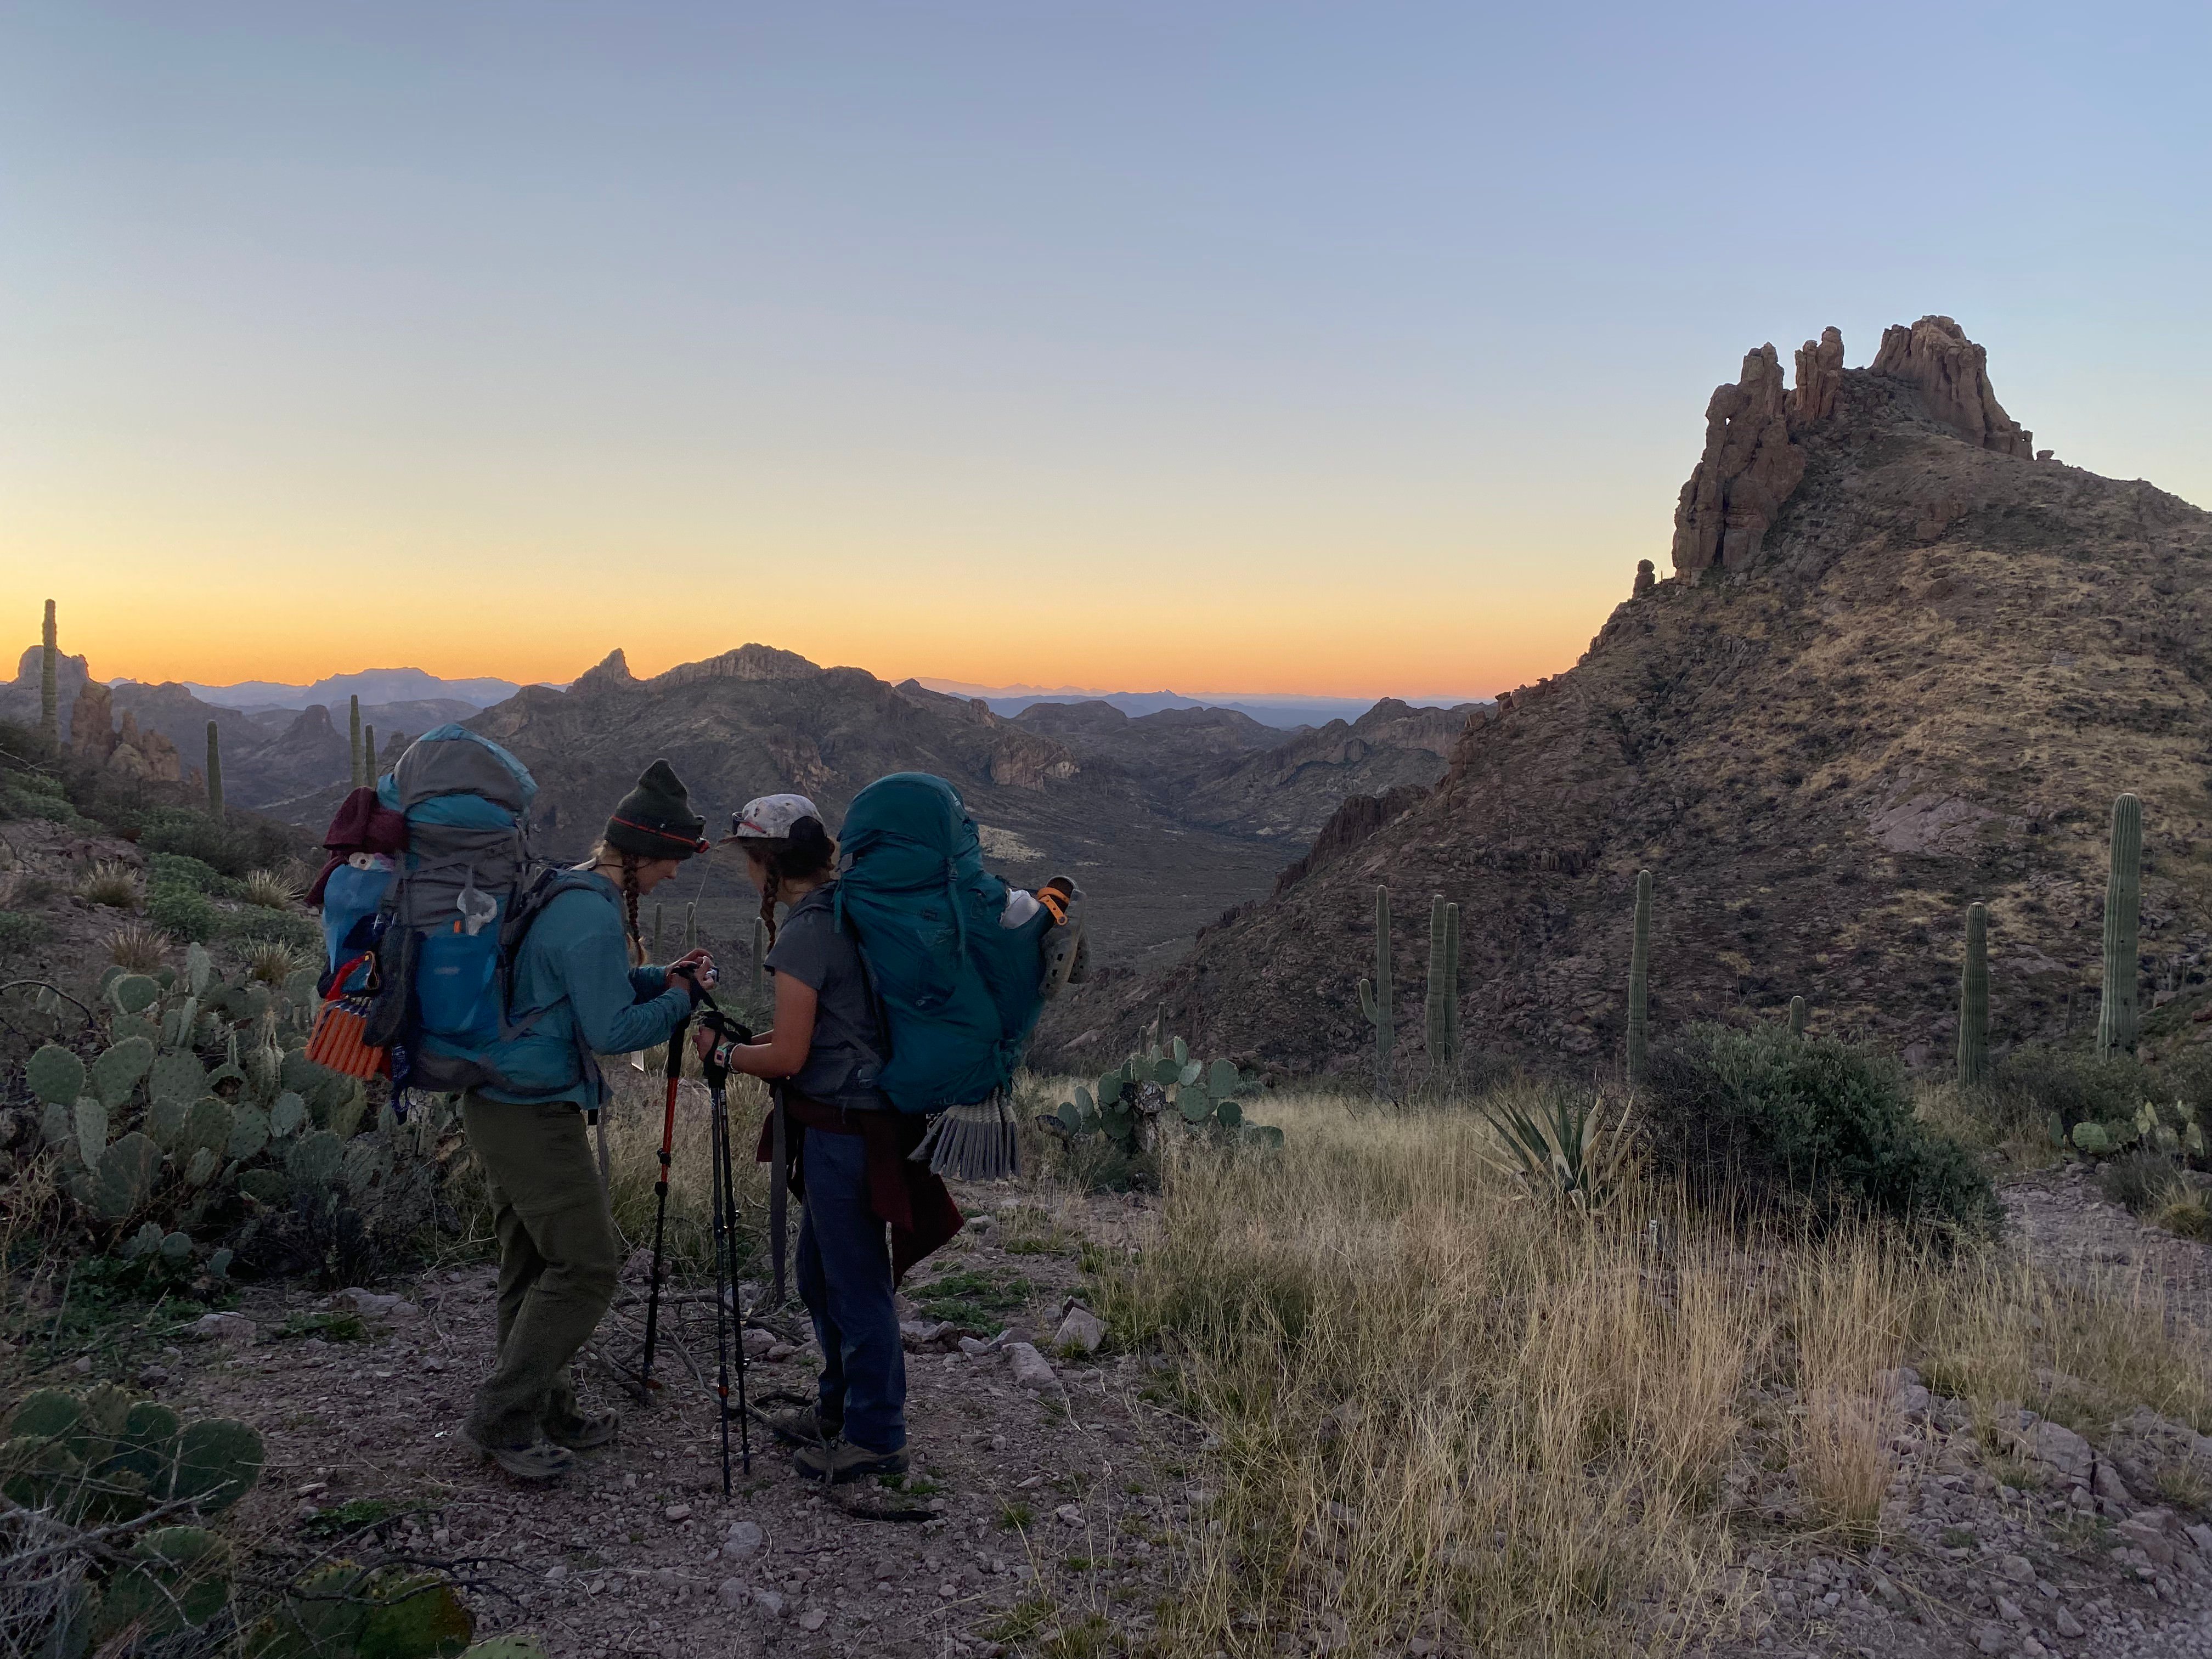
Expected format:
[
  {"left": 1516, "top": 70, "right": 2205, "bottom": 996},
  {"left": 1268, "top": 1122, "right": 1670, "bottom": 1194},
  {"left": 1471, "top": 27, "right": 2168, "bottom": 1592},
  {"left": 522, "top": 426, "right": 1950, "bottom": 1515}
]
[
  {"left": 461, "top": 1426, "right": 576, "bottom": 1483},
  {"left": 543, "top": 1406, "right": 619, "bottom": 1451},
  {"left": 761, "top": 1404, "right": 840, "bottom": 1447},
  {"left": 793, "top": 1440, "right": 909, "bottom": 1485}
]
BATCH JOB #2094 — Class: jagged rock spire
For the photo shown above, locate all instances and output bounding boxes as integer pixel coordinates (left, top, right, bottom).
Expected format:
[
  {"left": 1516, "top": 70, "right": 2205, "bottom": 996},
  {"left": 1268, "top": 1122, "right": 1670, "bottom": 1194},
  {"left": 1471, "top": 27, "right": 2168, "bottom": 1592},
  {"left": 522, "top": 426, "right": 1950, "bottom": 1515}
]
[
  {"left": 1669, "top": 343, "right": 1808, "bottom": 575},
  {"left": 1868, "top": 315, "right": 2033, "bottom": 457}
]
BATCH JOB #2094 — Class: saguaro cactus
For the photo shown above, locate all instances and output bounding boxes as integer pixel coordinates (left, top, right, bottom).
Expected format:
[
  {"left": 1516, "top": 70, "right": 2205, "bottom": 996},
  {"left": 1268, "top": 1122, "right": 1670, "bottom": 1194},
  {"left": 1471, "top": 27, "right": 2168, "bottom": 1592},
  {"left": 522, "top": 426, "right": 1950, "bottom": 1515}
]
[
  {"left": 1627, "top": 870, "right": 1652, "bottom": 1086},
  {"left": 204, "top": 723, "right": 224, "bottom": 817},
  {"left": 347, "top": 696, "right": 363, "bottom": 788},
  {"left": 1425, "top": 896, "right": 1460, "bottom": 1086},
  {"left": 40, "top": 599, "right": 58, "bottom": 742},
  {"left": 362, "top": 723, "right": 375, "bottom": 782},
  {"left": 1356, "top": 885, "right": 1395, "bottom": 1097},
  {"left": 1788, "top": 995, "right": 1807, "bottom": 1035},
  {"left": 2098, "top": 793, "right": 2142, "bottom": 1059},
  {"left": 1958, "top": 901, "right": 1990, "bottom": 1088}
]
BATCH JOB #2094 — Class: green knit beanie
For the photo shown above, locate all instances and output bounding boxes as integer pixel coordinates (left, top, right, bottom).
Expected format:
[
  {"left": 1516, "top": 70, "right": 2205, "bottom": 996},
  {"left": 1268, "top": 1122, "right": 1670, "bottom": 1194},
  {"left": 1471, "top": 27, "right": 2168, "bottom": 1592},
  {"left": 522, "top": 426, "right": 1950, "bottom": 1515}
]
[{"left": 604, "top": 759, "right": 708, "bottom": 860}]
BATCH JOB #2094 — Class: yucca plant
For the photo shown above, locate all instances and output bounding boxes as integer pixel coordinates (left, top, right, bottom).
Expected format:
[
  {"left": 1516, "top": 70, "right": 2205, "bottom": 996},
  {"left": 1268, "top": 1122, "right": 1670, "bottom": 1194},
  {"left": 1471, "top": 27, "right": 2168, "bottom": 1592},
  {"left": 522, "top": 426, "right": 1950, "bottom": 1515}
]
[
  {"left": 105, "top": 924, "right": 171, "bottom": 973},
  {"left": 238, "top": 868, "right": 301, "bottom": 911},
  {"left": 1478, "top": 1085, "right": 1636, "bottom": 1214},
  {"left": 78, "top": 860, "right": 143, "bottom": 910}
]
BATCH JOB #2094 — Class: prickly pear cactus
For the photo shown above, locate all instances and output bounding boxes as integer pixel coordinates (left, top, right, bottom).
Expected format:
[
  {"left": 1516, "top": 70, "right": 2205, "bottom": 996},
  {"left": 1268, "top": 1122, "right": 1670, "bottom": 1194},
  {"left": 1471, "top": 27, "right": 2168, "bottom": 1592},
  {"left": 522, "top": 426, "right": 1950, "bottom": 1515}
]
[
  {"left": 90, "top": 1037, "right": 154, "bottom": 1108},
  {"left": 26, "top": 1043, "right": 86, "bottom": 1106},
  {"left": 89, "top": 1132, "right": 163, "bottom": 1222}
]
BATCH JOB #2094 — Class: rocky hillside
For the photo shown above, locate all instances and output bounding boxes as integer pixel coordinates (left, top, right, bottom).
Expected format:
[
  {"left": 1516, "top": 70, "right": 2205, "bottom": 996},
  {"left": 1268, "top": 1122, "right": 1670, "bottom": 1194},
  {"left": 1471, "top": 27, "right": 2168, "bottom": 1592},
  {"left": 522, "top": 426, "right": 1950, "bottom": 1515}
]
[
  {"left": 1038, "top": 317, "right": 2212, "bottom": 1080},
  {"left": 462, "top": 646, "right": 1292, "bottom": 968}
]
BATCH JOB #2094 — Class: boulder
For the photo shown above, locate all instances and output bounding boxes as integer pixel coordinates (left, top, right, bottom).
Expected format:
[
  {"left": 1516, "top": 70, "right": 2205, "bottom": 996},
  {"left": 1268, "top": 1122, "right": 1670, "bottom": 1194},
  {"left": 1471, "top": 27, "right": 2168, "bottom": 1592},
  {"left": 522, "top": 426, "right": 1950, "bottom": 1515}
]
[
  {"left": 1005, "top": 1341, "right": 1060, "bottom": 1392},
  {"left": 1054, "top": 1307, "right": 1106, "bottom": 1355}
]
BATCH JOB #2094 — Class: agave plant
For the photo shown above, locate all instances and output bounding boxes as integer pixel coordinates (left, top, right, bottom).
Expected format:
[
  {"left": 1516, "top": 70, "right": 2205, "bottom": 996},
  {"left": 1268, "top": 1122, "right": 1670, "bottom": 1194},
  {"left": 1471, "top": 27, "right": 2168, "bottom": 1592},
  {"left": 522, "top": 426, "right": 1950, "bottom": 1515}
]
[
  {"left": 1479, "top": 1086, "right": 1635, "bottom": 1214},
  {"left": 242, "top": 941, "right": 311, "bottom": 986}
]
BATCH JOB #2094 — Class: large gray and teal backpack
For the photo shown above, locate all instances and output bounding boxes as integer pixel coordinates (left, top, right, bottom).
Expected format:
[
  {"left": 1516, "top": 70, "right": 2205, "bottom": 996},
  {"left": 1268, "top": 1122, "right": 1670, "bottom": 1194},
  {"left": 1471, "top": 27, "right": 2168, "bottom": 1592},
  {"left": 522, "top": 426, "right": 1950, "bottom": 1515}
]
[{"left": 362, "top": 725, "right": 597, "bottom": 1097}]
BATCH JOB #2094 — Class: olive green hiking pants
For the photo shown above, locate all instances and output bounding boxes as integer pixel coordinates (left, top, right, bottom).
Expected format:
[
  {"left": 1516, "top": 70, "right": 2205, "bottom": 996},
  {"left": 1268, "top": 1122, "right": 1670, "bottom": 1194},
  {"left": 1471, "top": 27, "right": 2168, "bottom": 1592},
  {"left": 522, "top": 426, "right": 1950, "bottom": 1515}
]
[{"left": 460, "top": 1094, "right": 619, "bottom": 1448}]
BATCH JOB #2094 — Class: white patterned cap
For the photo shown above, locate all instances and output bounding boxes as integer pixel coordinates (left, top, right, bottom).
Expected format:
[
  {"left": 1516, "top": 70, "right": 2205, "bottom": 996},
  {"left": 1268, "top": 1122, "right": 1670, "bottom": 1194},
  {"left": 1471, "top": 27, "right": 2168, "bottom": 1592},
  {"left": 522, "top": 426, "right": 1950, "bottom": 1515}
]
[{"left": 725, "top": 793, "right": 822, "bottom": 842}]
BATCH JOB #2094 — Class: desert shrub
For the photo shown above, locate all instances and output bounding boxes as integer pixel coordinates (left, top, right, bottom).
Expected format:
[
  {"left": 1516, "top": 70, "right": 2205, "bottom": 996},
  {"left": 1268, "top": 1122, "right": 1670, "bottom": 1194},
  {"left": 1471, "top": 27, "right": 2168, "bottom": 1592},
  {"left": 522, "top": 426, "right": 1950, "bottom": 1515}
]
[
  {"left": 105, "top": 923, "right": 171, "bottom": 972},
  {"left": 0, "top": 782, "right": 89, "bottom": 827},
  {"left": 219, "top": 905, "right": 320, "bottom": 957},
  {"left": 1995, "top": 1045, "right": 2155, "bottom": 1137},
  {"left": 2098, "top": 1148, "right": 2180, "bottom": 1215},
  {"left": 75, "top": 859, "right": 141, "bottom": 909},
  {"left": 146, "top": 884, "right": 219, "bottom": 943},
  {"left": 136, "top": 809, "right": 300, "bottom": 878},
  {"left": 1640, "top": 1022, "right": 2000, "bottom": 1236},
  {"left": 0, "top": 910, "right": 45, "bottom": 962},
  {"left": 146, "top": 851, "right": 238, "bottom": 898}
]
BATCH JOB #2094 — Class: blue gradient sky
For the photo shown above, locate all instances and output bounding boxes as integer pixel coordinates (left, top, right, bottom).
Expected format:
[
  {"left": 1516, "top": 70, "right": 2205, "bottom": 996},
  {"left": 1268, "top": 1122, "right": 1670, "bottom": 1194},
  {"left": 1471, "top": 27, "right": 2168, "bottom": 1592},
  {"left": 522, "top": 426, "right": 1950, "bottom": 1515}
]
[{"left": 4, "top": 3, "right": 2205, "bottom": 697}]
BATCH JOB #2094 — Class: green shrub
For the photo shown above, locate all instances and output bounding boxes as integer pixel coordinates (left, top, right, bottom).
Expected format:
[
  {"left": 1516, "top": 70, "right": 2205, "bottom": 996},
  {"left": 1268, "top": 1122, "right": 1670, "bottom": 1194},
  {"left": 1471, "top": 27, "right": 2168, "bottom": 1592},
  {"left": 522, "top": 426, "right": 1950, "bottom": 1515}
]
[
  {"left": 1995, "top": 1045, "right": 2155, "bottom": 1137},
  {"left": 147, "top": 885, "right": 219, "bottom": 944},
  {"left": 147, "top": 851, "right": 239, "bottom": 897},
  {"left": 0, "top": 910, "right": 46, "bottom": 961},
  {"left": 219, "top": 906, "right": 320, "bottom": 956},
  {"left": 138, "top": 810, "right": 243, "bottom": 874},
  {"left": 1640, "top": 1022, "right": 2000, "bottom": 1236},
  {"left": 2098, "top": 1149, "right": 2186, "bottom": 1216},
  {"left": 0, "top": 783, "right": 91, "bottom": 826}
]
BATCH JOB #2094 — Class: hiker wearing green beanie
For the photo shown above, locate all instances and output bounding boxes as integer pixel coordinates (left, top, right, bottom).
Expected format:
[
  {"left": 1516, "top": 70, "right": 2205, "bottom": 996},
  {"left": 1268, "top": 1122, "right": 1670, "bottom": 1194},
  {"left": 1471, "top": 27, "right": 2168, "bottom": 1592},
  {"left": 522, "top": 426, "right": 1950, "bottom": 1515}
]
[{"left": 460, "top": 758, "right": 716, "bottom": 1483}]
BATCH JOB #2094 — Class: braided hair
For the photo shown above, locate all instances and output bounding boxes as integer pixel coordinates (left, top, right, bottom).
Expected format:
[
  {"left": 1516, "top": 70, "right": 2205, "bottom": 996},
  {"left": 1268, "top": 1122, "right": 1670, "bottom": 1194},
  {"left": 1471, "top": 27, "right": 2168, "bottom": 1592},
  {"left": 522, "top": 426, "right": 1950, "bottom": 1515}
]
[
  {"left": 745, "top": 816, "right": 838, "bottom": 949},
  {"left": 589, "top": 840, "right": 648, "bottom": 964}
]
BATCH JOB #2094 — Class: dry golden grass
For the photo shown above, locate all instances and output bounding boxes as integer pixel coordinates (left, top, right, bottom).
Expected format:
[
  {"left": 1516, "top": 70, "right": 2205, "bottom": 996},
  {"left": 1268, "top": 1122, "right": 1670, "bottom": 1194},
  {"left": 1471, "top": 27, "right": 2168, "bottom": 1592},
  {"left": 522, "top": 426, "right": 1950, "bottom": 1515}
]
[
  {"left": 596, "top": 1063, "right": 774, "bottom": 1283},
  {"left": 75, "top": 859, "right": 140, "bottom": 910},
  {"left": 1098, "top": 1091, "right": 2212, "bottom": 1658},
  {"left": 103, "top": 922, "right": 170, "bottom": 972},
  {"left": 238, "top": 867, "right": 303, "bottom": 910}
]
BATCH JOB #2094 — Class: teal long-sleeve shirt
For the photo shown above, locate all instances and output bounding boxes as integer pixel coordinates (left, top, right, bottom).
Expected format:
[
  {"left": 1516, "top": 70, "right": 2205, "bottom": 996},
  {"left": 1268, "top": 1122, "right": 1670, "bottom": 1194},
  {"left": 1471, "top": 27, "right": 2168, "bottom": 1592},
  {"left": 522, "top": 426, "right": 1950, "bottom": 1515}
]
[{"left": 475, "top": 871, "right": 693, "bottom": 1109}]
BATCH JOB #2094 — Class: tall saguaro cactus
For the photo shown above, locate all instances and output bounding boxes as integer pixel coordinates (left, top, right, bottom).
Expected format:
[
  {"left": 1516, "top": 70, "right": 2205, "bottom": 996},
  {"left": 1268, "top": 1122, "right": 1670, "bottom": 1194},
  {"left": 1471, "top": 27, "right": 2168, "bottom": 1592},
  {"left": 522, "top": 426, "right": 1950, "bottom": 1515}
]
[
  {"left": 2098, "top": 793, "right": 2143, "bottom": 1059},
  {"left": 1425, "top": 895, "right": 1460, "bottom": 1086},
  {"left": 1627, "top": 870, "right": 1652, "bottom": 1086},
  {"left": 1788, "top": 995, "right": 1807, "bottom": 1036},
  {"left": 205, "top": 722, "right": 224, "bottom": 817},
  {"left": 1356, "top": 885, "right": 1395, "bottom": 1098},
  {"left": 1958, "top": 901, "right": 1990, "bottom": 1088},
  {"left": 348, "top": 696, "right": 363, "bottom": 789},
  {"left": 362, "top": 723, "right": 376, "bottom": 782},
  {"left": 40, "top": 599, "right": 58, "bottom": 742}
]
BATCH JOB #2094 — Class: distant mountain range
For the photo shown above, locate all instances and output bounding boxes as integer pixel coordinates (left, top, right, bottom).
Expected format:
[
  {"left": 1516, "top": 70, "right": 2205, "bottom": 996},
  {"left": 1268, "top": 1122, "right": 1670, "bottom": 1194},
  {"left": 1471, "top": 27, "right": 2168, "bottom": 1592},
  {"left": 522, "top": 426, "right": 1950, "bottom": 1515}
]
[
  {"left": 915, "top": 679, "right": 1485, "bottom": 731},
  {"left": 183, "top": 667, "right": 539, "bottom": 712}
]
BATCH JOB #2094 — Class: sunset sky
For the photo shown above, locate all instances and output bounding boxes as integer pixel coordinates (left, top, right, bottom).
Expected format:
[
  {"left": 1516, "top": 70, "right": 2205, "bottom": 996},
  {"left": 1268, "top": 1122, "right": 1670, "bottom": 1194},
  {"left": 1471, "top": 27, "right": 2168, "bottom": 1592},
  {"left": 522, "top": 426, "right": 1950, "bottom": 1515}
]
[{"left": 5, "top": 4, "right": 2208, "bottom": 701}]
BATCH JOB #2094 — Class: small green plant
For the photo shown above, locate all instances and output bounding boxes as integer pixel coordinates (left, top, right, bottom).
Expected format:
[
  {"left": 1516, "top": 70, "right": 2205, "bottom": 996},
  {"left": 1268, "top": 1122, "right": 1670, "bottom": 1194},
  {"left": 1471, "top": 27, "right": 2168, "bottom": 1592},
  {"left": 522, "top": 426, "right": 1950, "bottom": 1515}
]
[
  {"left": 0, "top": 909, "right": 46, "bottom": 962},
  {"left": 996, "top": 1500, "right": 1036, "bottom": 1533},
  {"left": 148, "top": 884, "right": 219, "bottom": 944},
  {"left": 915, "top": 1267, "right": 1031, "bottom": 1328}
]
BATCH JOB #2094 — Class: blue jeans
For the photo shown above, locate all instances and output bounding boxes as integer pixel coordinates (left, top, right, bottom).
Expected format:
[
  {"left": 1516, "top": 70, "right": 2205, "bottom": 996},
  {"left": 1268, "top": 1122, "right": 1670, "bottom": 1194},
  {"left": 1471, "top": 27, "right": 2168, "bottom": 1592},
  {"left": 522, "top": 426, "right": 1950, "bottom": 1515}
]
[{"left": 794, "top": 1128, "right": 906, "bottom": 1453}]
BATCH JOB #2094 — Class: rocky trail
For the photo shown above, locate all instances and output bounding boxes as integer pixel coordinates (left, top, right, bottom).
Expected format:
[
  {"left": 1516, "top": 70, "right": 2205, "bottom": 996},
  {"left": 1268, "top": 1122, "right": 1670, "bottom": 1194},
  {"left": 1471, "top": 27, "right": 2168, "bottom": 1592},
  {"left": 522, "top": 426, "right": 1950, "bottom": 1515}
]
[
  {"left": 151, "top": 1185, "right": 1196, "bottom": 1658},
  {"left": 104, "top": 1165, "right": 2212, "bottom": 1658}
]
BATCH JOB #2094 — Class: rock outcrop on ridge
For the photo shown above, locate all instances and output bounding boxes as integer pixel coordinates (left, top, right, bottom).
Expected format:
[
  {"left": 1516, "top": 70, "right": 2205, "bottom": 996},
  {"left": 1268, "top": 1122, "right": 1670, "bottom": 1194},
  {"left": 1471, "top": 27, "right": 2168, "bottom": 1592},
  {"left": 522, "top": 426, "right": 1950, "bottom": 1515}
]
[{"left": 1038, "top": 319, "right": 2212, "bottom": 1080}]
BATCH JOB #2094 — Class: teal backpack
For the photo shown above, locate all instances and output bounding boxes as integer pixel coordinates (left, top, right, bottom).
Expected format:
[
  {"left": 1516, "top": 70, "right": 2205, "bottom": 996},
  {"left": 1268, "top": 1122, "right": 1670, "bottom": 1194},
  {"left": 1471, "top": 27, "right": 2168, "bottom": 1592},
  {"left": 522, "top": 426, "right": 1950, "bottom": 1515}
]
[{"left": 832, "top": 773, "right": 1077, "bottom": 1119}]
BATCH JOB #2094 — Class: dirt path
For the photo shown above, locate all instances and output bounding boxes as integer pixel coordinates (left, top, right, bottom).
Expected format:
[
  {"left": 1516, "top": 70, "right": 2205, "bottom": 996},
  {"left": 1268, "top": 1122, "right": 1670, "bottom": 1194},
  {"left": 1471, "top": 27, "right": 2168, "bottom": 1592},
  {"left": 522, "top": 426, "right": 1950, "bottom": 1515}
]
[{"left": 163, "top": 1187, "right": 1195, "bottom": 1657}]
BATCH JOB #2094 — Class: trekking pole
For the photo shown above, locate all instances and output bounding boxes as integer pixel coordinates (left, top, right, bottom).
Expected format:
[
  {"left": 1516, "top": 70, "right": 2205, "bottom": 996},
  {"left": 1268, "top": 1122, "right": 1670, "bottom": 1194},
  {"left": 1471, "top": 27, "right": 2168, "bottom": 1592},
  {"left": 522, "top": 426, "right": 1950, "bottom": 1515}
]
[
  {"left": 697, "top": 998, "right": 754, "bottom": 1485},
  {"left": 634, "top": 1006, "right": 692, "bottom": 1403}
]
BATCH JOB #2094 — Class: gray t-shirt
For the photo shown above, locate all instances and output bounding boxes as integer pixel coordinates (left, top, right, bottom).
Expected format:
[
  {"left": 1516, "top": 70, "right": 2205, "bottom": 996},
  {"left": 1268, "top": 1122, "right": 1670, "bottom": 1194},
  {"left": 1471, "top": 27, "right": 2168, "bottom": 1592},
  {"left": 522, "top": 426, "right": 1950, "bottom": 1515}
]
[{"left": 764, "top": 883, "right": 888, "bottom": 1110}]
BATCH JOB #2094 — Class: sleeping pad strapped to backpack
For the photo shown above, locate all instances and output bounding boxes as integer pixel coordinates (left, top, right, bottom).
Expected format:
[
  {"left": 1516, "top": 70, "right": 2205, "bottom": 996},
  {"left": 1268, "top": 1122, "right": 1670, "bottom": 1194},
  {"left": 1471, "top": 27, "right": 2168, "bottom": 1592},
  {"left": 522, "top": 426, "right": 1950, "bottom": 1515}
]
[{"left": 832, "top": 772, "right": 1060, "bottom": 1113}]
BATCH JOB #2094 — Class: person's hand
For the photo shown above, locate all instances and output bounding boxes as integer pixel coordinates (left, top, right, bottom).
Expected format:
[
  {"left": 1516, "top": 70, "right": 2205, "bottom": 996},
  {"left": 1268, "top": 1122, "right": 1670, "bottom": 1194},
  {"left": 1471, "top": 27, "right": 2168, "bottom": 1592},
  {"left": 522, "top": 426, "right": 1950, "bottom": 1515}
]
[
  {"left": 691, "top": 1025, "right": 719, "bottom": 1063},
  {"left": 669, "top": 948, "right": 718, "bottom": 1001}
]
